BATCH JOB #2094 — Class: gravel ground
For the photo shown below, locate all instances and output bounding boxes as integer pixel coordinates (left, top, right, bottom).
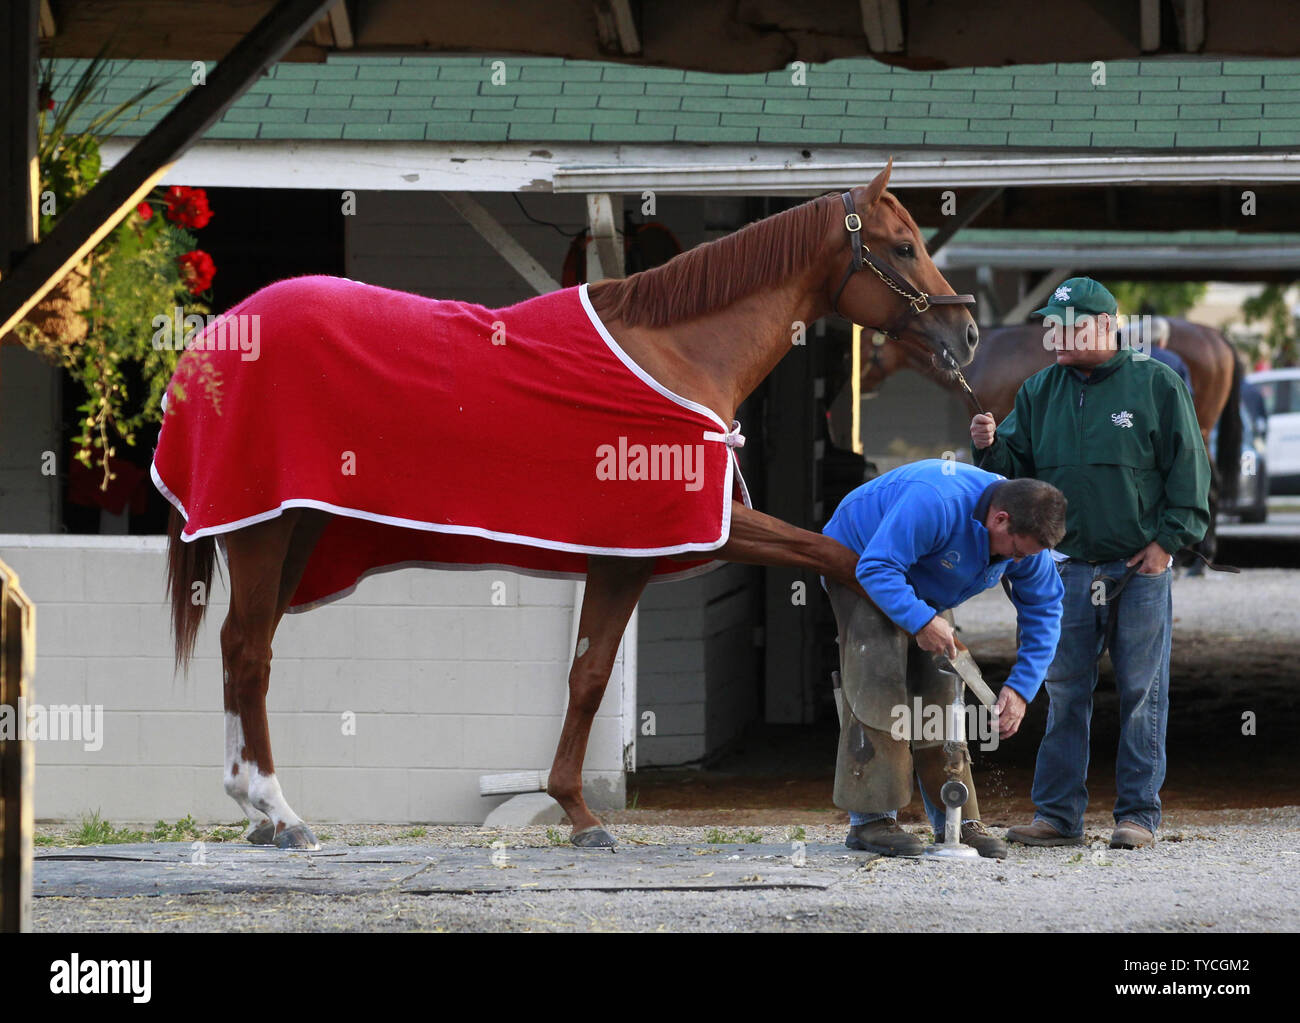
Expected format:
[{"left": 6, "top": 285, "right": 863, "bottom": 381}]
[{"left": 32, "top": 808, "right": 1300, "bottom": 932}]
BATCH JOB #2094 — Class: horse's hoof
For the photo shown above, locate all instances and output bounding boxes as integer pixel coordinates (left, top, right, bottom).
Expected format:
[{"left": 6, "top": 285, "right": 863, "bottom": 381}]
[
  {"left": 276, "top": 824, "right": 321, "bottom": 851},
  {"left": 571, "top": 825, "right": 616, "bottom": 848},
  {"left": 246, "top": 820, "right": 276, "bottom": 845}
]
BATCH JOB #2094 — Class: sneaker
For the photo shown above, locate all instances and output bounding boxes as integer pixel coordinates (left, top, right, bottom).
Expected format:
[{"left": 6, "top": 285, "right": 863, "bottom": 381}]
[
  {"left": 935, "top": 820, "right": 1007, "bottom": 859},
  {"left": 1110, "top": 821, "right": 1155, "bottom": 849},
  {"left": 1005, "top": 819, "right": 1084, "bottom": 847},
  {"left": 846, "top": 818, "right": 924, "bottom": 857}
]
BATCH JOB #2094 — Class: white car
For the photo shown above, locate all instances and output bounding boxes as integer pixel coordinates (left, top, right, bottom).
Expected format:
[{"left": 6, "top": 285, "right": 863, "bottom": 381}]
[{"left": 1246, "top": 368, "right": 1300, "bottom": 494}]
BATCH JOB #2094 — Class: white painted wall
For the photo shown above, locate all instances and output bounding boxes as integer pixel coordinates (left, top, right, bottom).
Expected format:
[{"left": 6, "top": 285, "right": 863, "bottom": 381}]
[{"left": 0, "top": 537, "right": 624, "bottom": 824}]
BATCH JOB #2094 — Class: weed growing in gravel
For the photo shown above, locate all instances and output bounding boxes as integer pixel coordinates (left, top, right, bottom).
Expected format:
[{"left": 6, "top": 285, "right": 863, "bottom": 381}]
[
  {"left": 73, "top": 812, "right": 146, "bottom": 845},
  {"left": 150, "top": 815, "right": 201, "bottom": 842},
  {"left": 397, "top": 827, "right": 427, "bottom": 840},
  {"left": 546, "top": 826, "right": 569, "bottom": 846},
  {"left": 705, "top": 828, "right": 764, "bottom": 844},
  {"left": 785, "top": 826, "right": 807, "bottom": 842}
]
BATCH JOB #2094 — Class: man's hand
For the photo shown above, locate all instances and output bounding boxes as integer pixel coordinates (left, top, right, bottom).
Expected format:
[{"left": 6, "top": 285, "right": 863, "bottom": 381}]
[
  {"left": 915, "top": 615, "right": 958, "bottom": 660},
  {"left": 993, "top": 686, "right": 1027, "bottom": 738},
  {"left": 1126, "top": 540, "right": 1172, "bottom": 575},
  {"left": 970, "top": 413, "right": 997, "bottom": 449}
]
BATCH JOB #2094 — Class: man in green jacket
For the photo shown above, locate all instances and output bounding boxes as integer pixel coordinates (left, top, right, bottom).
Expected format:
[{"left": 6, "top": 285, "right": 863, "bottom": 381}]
[{"left": 971, "top": 277, "right": 1209, "bottom": 850}]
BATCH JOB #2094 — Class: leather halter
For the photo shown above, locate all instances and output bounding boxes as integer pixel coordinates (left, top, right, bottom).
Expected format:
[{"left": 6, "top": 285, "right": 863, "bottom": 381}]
[{"left": 830, "top": 191, "right": 976, "bottom": 339}]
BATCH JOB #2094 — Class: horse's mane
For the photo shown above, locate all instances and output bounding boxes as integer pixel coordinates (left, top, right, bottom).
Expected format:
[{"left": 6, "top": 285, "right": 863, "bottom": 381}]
[{"left": 587, "top": 192, "right": 842, "bottom": 328}]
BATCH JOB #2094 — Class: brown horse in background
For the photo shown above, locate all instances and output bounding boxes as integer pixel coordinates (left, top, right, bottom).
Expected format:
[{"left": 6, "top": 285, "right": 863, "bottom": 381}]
[
  {"left": 862, "top": 317, "right": 1243, "bottom": 555},
  {"left": 165, "top": 161, "right": 978, "bottom": 850}
]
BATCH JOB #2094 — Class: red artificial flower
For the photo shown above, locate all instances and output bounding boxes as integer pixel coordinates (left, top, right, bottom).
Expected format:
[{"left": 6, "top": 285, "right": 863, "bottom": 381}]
[
  {"left": 136, "top": 202, "right": 153, "bottom": 221},
  {"left": 38, "top": 85, "right": 54, "bottom": 111},
  {"left": 164, "top": 186, "right": 213, "bottom": 229},
  {"left": 177, "top": 250, "right": 216, "bottom": 294}
]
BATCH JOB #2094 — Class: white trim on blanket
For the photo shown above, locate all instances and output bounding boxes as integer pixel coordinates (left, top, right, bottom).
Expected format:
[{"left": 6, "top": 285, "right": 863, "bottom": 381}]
[
  {"left": 153, "top": 458, "right": 735, "bottom": 556},
  {"left": 578, "top": 283, "right": 729, "bottom": 431}
]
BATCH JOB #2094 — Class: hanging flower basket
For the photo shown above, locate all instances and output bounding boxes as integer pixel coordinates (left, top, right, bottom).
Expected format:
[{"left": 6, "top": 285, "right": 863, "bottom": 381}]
[{"left": 9, "top": 260, "right": 93, "bottom": 357}]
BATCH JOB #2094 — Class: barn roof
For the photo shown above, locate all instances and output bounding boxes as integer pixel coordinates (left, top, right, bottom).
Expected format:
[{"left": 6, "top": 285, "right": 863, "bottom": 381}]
[{"left": 54, "top": 54, "right": 1300, "bottom": 150}]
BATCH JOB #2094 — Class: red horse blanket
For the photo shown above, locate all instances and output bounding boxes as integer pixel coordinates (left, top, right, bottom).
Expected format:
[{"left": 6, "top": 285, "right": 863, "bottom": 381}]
[{"left": 151, "top": 276, "right": 750, "bottom": 611}]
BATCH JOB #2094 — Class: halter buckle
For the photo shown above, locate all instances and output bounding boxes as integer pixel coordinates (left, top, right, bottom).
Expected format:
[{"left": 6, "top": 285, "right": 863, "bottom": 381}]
[
  {"left": 844, "top": 212, "right": 862, "bottom": 233},
  {"left": 910, "top": 294, "right": 930, "bottom": 315}
]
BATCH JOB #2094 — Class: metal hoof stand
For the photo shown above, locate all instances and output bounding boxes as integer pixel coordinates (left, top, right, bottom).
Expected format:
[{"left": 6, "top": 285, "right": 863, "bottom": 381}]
[{"left": 0, "top": 559, "right": 35, "bottom": 933}]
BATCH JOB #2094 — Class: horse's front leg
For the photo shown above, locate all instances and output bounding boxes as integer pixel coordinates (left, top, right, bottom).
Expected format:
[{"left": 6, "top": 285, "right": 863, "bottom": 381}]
[
  {"left": 547, "top": 555, "right": 654, "bottom": 848},
  {"left": 715, "top": 502, "right": 866, "bottom": 598}
]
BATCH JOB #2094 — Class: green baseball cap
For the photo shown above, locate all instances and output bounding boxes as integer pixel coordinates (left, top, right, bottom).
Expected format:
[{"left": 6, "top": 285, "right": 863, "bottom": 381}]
[{"left": 1033, "top": 276, "right": 1118, "bottom": 320}]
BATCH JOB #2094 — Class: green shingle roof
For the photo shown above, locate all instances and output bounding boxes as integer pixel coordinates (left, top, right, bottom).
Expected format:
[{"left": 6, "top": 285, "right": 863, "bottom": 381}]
[{"left": 51, "top": 55, "right": 1300, "bottom": 149}]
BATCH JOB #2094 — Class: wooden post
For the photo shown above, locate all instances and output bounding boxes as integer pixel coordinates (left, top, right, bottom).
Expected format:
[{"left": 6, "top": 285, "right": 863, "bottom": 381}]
[
  {"left": 0, "top": 561, "right": 36, "bottom": 933},
  {"left": 1, "top": 0, "right": 39, "bottom": 276}
]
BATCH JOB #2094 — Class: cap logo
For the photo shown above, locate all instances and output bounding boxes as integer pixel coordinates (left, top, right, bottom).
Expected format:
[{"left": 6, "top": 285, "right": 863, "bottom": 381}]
[{"left": 1053, "top": 285, "right": 1072, "bottom": 302}]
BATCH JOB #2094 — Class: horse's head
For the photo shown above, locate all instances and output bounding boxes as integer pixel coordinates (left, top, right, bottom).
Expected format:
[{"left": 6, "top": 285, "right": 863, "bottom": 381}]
[{"left": 828, "top": 160, "right": 979, "bottom": 384}]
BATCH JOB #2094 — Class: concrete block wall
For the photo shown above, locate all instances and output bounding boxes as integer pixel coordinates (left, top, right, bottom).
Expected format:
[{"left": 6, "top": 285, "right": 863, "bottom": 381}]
[
  {"left": 637, "top": 562, "right": 762, "bottom": 766},
  {"left": 0, "top": 536, "right": 625, "bottom": 824}
]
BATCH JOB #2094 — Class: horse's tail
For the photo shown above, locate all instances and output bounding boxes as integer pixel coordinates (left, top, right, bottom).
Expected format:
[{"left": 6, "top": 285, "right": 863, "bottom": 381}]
[
  {"left": 167, "top": 506, "right": 215, "bottom": 671},
  {"left": 1215, "top": 336, "right": 1244, "bottom": 508}
]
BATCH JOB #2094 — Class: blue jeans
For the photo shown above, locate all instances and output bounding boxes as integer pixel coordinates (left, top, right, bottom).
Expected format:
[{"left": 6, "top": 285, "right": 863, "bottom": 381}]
[
  {"left": 849, "top": 785, "right": 953, "bottom": 837},
  {"left": 1031, "top": 558, "right": 1172, "bottom": 837}
]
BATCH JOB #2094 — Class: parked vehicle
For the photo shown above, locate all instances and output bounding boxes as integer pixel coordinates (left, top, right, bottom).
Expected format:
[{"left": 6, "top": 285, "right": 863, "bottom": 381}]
[
  {"left": 1212, "top": 379, "right": 1269, "bottom": 522},
  {"left": 1246, "top": 368, "right": 1300, "bottom": 495}
]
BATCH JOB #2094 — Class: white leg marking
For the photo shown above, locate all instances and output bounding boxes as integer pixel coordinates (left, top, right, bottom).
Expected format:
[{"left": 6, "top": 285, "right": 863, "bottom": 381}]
[
  {"left": 223, "top": 712, "right": 269, "bottom": 835},
  {"left": 248, "top": 765, "right": 306, "bottom": 837}
]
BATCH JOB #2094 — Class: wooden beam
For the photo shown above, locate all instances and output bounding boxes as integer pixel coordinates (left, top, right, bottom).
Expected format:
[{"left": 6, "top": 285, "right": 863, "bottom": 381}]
[
  {"left": 586, "top": 192, "right": 623, "bottom": 282},
  {"left": 859, "top": 0, "right": 904, "bottom": 53},
  {"left": 1140, "top": 0, "right": 1161, "bottom": 51},
  {"left": 1002, "top": 267, "right": 1074, "bottom": 325},
  {"left": 37, "top": 0, "right": 55, "bottom": 38},
  {"left": 1173, "top": 0, "right": 1205, "bottom": 52},
  {"left": 594, "top": 0, "right": 641, "bottom": 55},
  {"left": 328, "top": 0, "right": 354, "bottom": 48},
  {"left": 1, "top": 0, "right": 39, "bottom": 276},
  {"left": 442, "top": 192, "right": 561, "bottom": 295},
  {"left": 0, "top": 0, "right": 337, "bottom": 339},
  {"left": 926, "top": 187, "right": 1003, "bottom": 258}
]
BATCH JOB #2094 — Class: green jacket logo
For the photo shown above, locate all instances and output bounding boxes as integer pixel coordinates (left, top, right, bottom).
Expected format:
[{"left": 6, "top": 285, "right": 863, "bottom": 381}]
[{"left": 1111, "top": 410, "right": 1135, "bottom": 428}]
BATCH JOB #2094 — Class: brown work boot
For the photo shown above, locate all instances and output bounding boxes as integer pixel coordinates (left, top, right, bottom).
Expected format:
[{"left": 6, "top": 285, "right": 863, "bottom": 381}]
[
  {"left": 846, "top": 818, "right": 924, "bottom": 857},
  {"left": 1110, "top": 821, "right": 1155, "bottom": 849},
  {"left": 934, "top": 820, "right": 1007, "bottom": 859},
  {"left": 1005, "top": 819, "right": 1084, "bottom": 847}
]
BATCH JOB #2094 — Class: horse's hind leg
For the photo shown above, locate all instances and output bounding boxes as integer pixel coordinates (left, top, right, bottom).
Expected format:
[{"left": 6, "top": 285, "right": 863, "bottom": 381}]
[
  {"left": 547, "top": 555, "right": 654, "bottom": 847},
  {"left": 221, "top": 509, "right": 325, "bottom": 850}
]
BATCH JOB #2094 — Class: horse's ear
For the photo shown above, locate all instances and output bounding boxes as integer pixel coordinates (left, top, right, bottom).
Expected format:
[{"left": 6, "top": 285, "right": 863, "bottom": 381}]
[{"left": 862, "top": 157, "right": 894, "bottom": 209}]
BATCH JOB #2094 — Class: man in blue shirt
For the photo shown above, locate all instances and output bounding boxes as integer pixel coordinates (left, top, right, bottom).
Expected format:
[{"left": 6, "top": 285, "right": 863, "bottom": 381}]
[{"left": 822, "top": 460, "right": 1066, "bottom": 858}]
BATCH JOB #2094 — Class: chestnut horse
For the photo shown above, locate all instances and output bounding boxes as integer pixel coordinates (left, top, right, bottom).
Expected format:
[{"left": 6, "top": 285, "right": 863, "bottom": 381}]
[
  {"left": 862, "top": 316, "right": 1242, "bottom": 552},
  {"left": 165, "top": 161, "right": 978, "bottom": 850}
]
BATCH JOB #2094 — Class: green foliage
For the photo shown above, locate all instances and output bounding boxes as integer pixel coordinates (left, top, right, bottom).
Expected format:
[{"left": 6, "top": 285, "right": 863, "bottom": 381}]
[
  {"left": 72, "top": 811, "right": 146, "bottom": 846},
  {"left": 1240, "top": 283, "right": 1298, "bottom": 367},
  {"left": 150, "top": 815, "right": 201, "bottom": 842},
  {"left": 14, "top": 49, "right": 201, "bottom": 485},
  {"left": 1103, "top": 280, "right": 1209, "bottom": 318}
]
